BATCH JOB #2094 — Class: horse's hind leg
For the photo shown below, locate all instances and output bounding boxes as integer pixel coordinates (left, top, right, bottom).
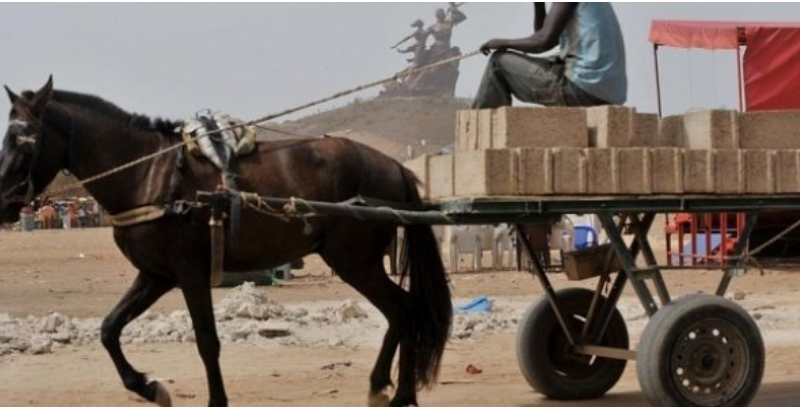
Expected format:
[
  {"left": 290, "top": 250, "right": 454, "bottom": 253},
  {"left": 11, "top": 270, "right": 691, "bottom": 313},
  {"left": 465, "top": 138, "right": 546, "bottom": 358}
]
[
  {"left": 322, "top": 256, "right": 416, "bottom": 406},
  {"left": 101, "top": 272, "right": 175, "bottom": 406},
  {"left": 179, "top": 278, "right": 228, "bottom": 407}
]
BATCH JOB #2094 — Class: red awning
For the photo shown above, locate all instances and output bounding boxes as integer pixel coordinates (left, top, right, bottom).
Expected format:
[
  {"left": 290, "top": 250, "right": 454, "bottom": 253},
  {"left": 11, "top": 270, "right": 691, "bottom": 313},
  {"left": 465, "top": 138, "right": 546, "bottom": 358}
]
[
  {"left": 650, "top": 20, "right": 800, "bottom": 50},
  {"left": 650, "top": 20, "right": 800, "bottom": 111}
]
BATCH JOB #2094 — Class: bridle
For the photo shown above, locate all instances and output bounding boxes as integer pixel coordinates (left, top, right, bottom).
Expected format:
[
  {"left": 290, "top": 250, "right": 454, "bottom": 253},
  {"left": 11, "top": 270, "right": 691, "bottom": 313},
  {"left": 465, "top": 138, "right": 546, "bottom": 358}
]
[{"left": 2, "top": 109, "right": 48, "bottom": 204}]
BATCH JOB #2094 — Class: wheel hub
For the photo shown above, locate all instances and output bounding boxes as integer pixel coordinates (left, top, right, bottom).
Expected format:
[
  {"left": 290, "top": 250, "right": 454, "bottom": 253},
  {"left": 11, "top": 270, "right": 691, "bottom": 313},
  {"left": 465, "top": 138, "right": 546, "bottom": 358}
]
[{"left": 671, "top": 320, "right": 749, "bottom": 405}]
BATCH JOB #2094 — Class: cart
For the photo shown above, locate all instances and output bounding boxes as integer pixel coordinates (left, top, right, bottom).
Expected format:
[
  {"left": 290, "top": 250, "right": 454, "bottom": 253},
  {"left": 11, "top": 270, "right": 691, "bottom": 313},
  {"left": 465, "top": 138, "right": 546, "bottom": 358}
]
[
  {"left": 435, "top": 196, "right": 780, "bottom": 407},
  {"left": 227, "top": 192, "right": 800, "bottom": 406}
]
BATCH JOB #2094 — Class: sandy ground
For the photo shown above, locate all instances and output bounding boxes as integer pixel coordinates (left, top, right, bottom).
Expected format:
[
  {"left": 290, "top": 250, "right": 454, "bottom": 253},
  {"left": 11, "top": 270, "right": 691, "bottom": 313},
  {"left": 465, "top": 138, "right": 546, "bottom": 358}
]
[{"left": 1, "top": 227, "right": 799, "bottom": 406}]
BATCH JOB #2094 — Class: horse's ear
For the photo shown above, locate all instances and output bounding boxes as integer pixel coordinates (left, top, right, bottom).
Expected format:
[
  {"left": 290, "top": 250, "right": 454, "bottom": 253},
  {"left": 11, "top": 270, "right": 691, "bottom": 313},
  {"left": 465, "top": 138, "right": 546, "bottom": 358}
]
[
  {"left": 31, "top": 75, "right": 54, "bottom": 113},
  {"left": 4, "top": 85, "right": 19, "bottom": 104}
]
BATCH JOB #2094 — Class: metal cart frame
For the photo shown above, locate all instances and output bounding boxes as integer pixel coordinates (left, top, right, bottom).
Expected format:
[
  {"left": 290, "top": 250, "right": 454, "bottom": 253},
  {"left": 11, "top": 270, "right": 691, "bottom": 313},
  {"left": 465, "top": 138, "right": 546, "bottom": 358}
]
[{"left": 211, "top": 191, "right": 800, "bottom": 406}]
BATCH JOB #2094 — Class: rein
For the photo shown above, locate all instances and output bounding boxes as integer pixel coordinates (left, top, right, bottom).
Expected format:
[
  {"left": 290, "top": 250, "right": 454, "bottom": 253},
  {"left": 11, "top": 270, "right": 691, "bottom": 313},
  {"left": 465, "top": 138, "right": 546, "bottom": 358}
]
[{"left": 37, "top": 49, "right": 481, "bottom": 200}]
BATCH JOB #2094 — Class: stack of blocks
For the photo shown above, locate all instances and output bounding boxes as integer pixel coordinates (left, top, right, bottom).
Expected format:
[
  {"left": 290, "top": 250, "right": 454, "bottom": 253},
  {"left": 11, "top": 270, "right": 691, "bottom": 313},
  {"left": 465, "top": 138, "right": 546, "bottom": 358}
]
[{"left": 404, "top": 106, "right": 800, "bottom": 199}]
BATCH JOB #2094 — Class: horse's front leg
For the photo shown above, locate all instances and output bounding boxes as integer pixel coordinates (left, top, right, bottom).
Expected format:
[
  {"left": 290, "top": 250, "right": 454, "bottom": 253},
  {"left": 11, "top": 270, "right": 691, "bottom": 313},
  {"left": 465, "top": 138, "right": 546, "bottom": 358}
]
[
  {"left": 180, "top": 277, "right": 228, "bottom": 407},
  {"left": 101, "top": 272, "right": 175, "bottom": 406}
]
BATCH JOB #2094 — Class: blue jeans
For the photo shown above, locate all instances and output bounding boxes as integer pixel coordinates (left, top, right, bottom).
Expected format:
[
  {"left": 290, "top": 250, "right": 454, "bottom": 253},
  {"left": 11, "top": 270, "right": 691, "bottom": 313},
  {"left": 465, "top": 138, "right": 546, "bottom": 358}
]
[{"left": 472, "top": 51, "right": 607, "bottom": 109}]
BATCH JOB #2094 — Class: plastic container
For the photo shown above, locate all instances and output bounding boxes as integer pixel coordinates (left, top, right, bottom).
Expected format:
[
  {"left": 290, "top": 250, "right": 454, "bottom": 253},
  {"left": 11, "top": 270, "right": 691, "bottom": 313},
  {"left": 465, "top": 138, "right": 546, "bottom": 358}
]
[{"left": 550, "top": 216, "right": 574, "bottom": 252}]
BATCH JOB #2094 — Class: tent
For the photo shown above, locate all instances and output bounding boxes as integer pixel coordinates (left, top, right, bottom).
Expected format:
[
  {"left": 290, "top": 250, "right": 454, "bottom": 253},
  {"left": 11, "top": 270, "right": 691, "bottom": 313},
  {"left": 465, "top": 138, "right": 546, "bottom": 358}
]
[{"left": 650, "top": 20, "right": 800, "bottom": 112}]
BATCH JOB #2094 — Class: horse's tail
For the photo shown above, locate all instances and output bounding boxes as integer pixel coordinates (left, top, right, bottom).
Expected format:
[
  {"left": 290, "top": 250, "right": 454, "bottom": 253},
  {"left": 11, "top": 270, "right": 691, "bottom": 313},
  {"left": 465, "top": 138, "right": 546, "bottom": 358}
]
[{"left": 399, "top": 165, "right": 452, "bottom": 389}]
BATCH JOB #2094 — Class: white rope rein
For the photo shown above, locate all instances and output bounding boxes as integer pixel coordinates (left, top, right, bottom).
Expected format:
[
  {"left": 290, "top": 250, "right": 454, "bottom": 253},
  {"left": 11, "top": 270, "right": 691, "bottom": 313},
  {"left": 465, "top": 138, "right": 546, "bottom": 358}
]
[{"left": 41, "top": 50, "right": 482, "bottom": 199}]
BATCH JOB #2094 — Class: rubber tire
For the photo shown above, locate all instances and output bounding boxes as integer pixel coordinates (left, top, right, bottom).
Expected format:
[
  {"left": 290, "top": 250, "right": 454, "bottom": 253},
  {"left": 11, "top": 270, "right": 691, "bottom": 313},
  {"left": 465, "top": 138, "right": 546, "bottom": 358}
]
[
  {"left": 516, "top": 288, "right": 629, "bottom": 400},
  {"left": 636, "top": 294, "right": 765, "bottom": 406}
]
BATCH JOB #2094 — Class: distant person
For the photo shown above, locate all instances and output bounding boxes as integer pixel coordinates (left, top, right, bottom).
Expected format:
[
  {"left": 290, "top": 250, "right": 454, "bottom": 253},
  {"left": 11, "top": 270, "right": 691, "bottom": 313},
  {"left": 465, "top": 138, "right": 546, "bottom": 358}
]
[
  {"left": 67, "top": 202, "right": 78, "bottom": 229},
  {"left": 19, "top": 204, "right": 35, "bottom": 232},
  {"left": 39, "top": 202, "right": 57, "bottom": 229},
  {"left": 78, "top": 205, "right": 88, "bottom": 228},
  {"left": 473, "top": 2, "right": 627, "bottom": 109}
]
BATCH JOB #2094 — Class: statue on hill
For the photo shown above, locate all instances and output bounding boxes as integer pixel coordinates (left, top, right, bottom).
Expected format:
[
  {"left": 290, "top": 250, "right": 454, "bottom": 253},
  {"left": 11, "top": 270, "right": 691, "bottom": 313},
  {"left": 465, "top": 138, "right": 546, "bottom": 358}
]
[{"left": 384, "top": 3, "right": 467, "bottom": 97}]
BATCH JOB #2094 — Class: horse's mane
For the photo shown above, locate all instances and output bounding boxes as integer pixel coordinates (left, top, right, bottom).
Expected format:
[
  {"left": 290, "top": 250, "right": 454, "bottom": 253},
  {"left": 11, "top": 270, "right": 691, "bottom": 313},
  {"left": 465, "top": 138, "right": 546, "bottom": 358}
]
[{"left": 31, "top": 89, "right": 181, "bottom": 136}]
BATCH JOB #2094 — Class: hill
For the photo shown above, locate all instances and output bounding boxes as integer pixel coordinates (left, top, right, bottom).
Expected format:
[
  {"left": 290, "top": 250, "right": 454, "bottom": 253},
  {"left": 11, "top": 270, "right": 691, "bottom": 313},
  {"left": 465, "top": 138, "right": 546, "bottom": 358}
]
[{"left": 261, "top": 96, "right": 469, "bottom": 159}]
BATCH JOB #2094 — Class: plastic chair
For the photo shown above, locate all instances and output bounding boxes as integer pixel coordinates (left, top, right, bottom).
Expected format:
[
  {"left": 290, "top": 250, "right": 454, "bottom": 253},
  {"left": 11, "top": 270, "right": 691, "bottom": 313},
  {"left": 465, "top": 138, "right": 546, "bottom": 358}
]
[{"left": 573, "top": 226, "right": 598, "bottom": 250}]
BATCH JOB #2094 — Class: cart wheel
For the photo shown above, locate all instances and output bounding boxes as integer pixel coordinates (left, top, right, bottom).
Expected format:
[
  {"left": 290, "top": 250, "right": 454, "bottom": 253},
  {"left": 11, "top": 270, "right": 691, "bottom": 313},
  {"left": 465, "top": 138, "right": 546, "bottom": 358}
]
[
  {"left": 637, "top": 294, "right": 764, "bottom": 406},
  {"left": 516, "top": 288, "right": 629, "bottom": 400}
]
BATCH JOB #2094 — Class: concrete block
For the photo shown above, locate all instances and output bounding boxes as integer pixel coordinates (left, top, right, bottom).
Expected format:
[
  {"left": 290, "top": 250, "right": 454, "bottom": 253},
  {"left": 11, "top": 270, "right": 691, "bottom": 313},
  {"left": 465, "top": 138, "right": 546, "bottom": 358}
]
[
  {"left": 429, "top": 154, "right": 454, "bottom": 199},
  {"left": 617, "top": 148, "right": 652, "bottom": 194},
  {"left": 659, "top": 115, "right": 686, "bottom": 148},
  {"left": 552, "top": 148, "right": 588, "bottom": 195},
  {"left": 454, "top": 149, "right": 519, "bottom": 197},
  {"left": 713, "top": 150, "right": 744, "bottom": 194},
  {"left": 682, "top": 150, "right": 714, "bottom": 194},
  {"left": 586, "top": 149, "right": 618, "bottom": 195},
  {"left": 455, "top": 111, "right": 479, "bottom": 152},
  {"left": 776, "top": 151, "right": 800, "bottom": 194},
  {"left": 744, "top": 150, "right": 776, "bottom": 194},
  {"left": 586, "top": 106, "right": 634, "bottom": 148},
  {"left": 518, "top": 148, "right": 553, "bottom": 195},
  {"left": 493, "top": 107, "right": 588, "bottom": 149},
  {"left": 683, "top": 110, "right": 739, "bottom": 149},
  {"left": 477, "top": 109, "right": 494, "bottom": 150},
  {"left": 651, "top": 148, "right": 684, "bottom": 194},
  {"left": 739, "top": 111, "right": 800, "bottom": 150},
  {"left": 402, "top": 154, "right": 430, "bottom": 199},
  {"left": 631, "top": 113, "right": 668, "bottom": 147}
]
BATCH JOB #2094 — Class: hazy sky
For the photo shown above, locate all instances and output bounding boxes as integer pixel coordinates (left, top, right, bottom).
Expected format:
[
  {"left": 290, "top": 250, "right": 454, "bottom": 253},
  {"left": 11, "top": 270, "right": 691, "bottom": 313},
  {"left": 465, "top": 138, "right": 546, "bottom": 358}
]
[{"left": 2, "top": 2, "right": 800, "bottom": 124}]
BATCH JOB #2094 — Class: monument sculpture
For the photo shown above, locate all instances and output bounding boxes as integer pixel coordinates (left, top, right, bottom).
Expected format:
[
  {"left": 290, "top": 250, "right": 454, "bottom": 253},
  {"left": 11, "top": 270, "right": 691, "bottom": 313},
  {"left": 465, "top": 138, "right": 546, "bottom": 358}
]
[{"left": 385, "top": 3, "right": 466, "bottom": 97}]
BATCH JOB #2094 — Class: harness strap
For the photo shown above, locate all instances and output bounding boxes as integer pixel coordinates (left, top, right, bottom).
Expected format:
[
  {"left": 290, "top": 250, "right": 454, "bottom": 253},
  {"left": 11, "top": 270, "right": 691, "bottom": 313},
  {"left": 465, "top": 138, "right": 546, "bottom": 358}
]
[
  {"left": 349, "top": 139, "right": 370, "bottom": 199},
  {"left": 110, "top": 205, "right": 167, "bottom": 227},
  {"left": 23, "top": 109, "right": 48, "bottom": 203}
]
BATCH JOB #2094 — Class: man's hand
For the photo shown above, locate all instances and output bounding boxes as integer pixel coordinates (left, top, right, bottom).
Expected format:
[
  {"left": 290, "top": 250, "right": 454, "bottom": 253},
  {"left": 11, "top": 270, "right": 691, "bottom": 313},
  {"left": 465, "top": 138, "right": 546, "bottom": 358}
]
[
  {"left": 480, "top": 39, "right": 508, "bottom": 55},
  {"left": 481, "top": 3, "right": 576, "bottom": 56}
]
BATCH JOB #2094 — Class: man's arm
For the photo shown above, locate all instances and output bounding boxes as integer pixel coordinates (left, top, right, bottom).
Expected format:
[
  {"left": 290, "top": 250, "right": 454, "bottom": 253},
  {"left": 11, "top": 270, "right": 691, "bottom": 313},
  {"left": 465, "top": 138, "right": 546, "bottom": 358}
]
[
  {"left": 449, "top": 3, "right": 467, "bottom": 26},
  {"left": 391, "top": 33, "right": 416, "bottom": 49},
  {"left": 534, "top": 2, "right": 546, "bottom": 32},
  {"left": 481, "top": 2, "right": 577, "bottom": 55}
]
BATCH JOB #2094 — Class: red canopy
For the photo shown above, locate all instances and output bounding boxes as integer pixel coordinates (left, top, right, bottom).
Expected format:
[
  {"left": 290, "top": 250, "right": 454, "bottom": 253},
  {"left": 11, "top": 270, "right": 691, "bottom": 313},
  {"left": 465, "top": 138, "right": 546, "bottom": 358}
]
[
  {"left": 650, "top": 20, "right": 800, "bottom": 50},
  {"left": 650, "top": 20, "right": 800, "bottom": 111}
]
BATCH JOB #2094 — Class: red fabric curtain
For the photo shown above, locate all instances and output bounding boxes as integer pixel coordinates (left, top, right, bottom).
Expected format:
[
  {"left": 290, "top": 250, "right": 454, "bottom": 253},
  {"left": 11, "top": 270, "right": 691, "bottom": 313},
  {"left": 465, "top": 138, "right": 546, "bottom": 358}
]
[{"left": 744, "top": 27, "right": 800, "bottom": 111}]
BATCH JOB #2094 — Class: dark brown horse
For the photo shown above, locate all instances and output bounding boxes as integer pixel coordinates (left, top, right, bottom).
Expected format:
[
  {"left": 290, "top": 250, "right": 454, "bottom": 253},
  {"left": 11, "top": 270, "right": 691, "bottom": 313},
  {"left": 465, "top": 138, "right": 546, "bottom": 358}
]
[{"left": 0, "top": 77, "right": 451, "bottom": 407}]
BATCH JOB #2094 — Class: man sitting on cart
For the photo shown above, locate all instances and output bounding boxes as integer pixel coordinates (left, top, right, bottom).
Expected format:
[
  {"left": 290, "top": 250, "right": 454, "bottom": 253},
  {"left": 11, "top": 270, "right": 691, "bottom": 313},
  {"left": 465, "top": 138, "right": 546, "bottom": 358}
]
[{"left": 473, "top": 2, "right": 627, "bottom": 109}]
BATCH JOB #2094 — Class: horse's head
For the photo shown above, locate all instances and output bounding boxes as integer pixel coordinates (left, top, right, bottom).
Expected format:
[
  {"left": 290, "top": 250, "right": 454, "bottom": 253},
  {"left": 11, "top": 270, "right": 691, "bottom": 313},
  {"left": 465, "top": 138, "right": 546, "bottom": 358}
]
[{"left": 0, "top": 76, "right": 66, "bottom": 223}]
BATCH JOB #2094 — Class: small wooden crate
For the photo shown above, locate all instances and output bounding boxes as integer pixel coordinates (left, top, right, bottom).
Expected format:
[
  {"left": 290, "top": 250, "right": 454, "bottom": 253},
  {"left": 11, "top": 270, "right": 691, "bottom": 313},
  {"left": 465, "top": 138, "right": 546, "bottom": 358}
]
[{"left": 563, "top": 244, "right": 622, "bottom": 281}]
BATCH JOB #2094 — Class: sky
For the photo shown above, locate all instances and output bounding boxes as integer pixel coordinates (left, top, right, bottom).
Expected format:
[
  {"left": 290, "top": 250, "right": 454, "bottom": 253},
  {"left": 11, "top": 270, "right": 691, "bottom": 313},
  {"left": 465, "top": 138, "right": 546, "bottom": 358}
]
[{"left": 2, "top": 2, "right": 800, "bottom": 124}]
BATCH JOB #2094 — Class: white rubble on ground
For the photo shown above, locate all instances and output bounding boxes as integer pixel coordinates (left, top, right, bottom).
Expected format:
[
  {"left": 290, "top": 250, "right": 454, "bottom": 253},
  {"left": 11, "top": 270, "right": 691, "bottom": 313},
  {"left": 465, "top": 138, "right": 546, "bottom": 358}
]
[
  {"left": 2, "top": 284, "right": 794, "bottom": 357},
  {"left": 0, "top": 283, "right": 387, "bottom": 356}
]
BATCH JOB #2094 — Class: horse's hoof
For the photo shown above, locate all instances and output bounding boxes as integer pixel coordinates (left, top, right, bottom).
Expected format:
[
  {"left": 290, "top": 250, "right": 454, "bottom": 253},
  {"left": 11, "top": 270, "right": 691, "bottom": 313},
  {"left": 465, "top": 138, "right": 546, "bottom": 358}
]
[
  {"left": 368, "top": 392, "right": 391, "bottom": 407},
  {"left": 148, "top": 380, "right": 172, "bottom": 407}
]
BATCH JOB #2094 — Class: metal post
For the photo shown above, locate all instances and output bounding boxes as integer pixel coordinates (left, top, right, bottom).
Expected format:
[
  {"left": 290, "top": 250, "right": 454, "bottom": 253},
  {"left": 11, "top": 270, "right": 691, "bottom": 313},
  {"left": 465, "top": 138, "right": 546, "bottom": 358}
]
[
  {"left": 678, "top": 215, "right": 685, "bottom": 266},
  {"left": 721, "top": 213, "right": 729, "bottom": 265},
  {"left": 717, "top": 212, "right": 759, "bottom": 296},
  {"left": 514, "top": 224, "right": 576, "bottom": 346},
  {"left": 705, "top": 213, "right": 712, "bottom": 267},
  {"left": 690, "top": 214, "right": 698, "bottom": 266},
  {"left": 654, "top": 44, "right": 664, "bottom": 117},
  {"left": 736, "top": 44, "right": 745, "bottom": 112},
  {"left": 598, "top": 213, "right": 660, "bottom": 317},
  {"left": 630, "top": 214, "right": 671, "bottom": 306}
]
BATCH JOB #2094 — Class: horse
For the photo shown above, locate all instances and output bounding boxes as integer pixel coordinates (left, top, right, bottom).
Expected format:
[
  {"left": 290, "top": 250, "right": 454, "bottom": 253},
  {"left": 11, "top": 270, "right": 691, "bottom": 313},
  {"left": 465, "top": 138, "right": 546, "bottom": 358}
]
[{"left": 0, "top": 77, "right": 452, "bottom": 407}]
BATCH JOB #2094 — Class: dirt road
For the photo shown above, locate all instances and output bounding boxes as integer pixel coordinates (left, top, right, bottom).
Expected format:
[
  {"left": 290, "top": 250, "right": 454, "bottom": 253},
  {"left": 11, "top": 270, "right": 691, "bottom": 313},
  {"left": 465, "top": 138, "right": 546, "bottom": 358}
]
[{"left": 1, "top": 228, "right": 799, "bottom": 406}]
